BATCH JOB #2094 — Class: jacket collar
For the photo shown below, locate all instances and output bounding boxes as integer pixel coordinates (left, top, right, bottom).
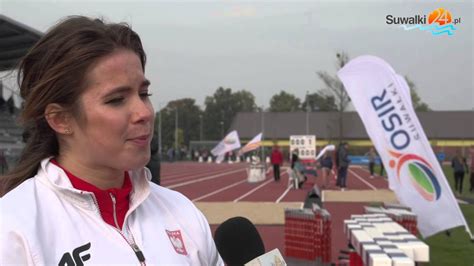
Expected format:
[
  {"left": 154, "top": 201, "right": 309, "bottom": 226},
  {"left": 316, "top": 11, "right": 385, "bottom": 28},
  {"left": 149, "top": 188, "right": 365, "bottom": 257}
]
[{"left": 36, "top": 158, "right": 151, "bottom": 213}]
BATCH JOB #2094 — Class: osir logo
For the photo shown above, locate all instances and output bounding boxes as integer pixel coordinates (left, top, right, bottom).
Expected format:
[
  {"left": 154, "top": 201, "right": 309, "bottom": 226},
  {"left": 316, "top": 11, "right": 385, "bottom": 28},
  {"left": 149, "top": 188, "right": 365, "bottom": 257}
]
[
  {"left": 370, "top": 87, "right": 441, "bottom": 202},
  {"left": 389, "top": 150, "right": 442, "bottom": 202}
]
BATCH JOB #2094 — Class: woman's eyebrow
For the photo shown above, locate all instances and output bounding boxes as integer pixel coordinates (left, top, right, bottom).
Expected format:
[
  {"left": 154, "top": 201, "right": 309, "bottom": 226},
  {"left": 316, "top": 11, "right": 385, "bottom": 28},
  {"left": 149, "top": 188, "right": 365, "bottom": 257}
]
[{"left": 104, "top": 79, "right": 151, "bottom": 96}]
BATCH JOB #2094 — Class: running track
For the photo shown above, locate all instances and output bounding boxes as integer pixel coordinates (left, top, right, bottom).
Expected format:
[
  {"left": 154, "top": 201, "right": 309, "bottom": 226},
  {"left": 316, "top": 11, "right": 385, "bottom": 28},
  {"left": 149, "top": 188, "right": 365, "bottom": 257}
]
[{"left": 160, "top": 162, "right": 390, "bottom": 263}]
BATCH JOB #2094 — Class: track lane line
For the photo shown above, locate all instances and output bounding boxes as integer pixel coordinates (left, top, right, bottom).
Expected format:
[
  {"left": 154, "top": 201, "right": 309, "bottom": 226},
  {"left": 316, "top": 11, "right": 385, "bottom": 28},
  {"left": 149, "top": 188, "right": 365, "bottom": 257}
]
[
  {"left": 192, "top": 179, "right": 248, "bottom": 202},
  {"left": 233, "top": 178, "right": 274, "bottom": 202},
  {"left": 165, "top": 168, "right": 246, "bottom": 189},
  {"left": 161, "top": 166, "right": 246, "bottom": 185},
  {"left": 348, "top": 168, "right": 377, "bottom": 190}
]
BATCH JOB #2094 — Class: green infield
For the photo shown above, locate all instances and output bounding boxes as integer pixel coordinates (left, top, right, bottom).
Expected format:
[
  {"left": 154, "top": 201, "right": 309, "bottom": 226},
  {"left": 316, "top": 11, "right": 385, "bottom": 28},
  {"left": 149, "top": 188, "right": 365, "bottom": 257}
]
[{"left": 425, "top": 204, "right": 474, "bottom": 266}]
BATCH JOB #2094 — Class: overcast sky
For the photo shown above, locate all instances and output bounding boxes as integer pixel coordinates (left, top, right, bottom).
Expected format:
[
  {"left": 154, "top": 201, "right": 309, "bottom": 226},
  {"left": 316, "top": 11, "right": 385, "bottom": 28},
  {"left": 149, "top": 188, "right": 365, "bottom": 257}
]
[{"left": 2, "top": 0, "right": 473, "bottom": 110}]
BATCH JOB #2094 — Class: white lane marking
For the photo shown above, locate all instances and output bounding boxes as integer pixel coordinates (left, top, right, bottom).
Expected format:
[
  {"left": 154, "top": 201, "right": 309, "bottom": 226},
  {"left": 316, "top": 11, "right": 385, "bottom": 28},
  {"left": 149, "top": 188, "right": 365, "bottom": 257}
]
[
  {"left": 274, "top": 172, "right": 291, "bottom": 203},
  {"left": 233, "top": 178, "right": 274, "bottom": 202},
  {"left": 348, "top": 168, "right": 377, "bottom": 191},
  {"left": 353, "top": 165, "right": 388, "bottom": 183},
  {"left": 165, "top": 168, "right": 246, "bottom": 189},
  {"left": 162, "top": 166, "right": 245, "bottom": 185},
  {"left": 192, "top": 179, "right": 248, "bottom": 202},
  {"left": 276, "top": 185, "right": 292, "bottom": 203}
]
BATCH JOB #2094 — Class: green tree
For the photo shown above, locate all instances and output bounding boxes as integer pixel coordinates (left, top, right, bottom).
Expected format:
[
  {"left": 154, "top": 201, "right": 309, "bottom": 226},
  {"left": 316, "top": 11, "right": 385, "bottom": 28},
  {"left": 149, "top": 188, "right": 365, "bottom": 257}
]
[
  {"left": 404, "top": 76, "right": 431, "bottom": 111},
  {"left": 204, "top": 87, "right": 257, "bottom": 140},
  {"left": 301, "top": 92, "right": 337, "bottom": 111},
  {"left": 159, "top": 98, "right": 202, "bottom": 150},
  {"left": 269, "top": 91, "right": 301, "bottom": 112},
  {"left": 317, "top": 52, "right": 351, "bottom": 141}
]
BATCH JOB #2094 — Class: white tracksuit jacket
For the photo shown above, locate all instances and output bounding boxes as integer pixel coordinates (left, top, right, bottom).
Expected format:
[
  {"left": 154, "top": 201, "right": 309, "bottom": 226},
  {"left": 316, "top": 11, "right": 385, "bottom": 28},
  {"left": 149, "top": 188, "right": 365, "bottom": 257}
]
[{"left": 0, "top": 158, "right": 224, "bottom": 265}]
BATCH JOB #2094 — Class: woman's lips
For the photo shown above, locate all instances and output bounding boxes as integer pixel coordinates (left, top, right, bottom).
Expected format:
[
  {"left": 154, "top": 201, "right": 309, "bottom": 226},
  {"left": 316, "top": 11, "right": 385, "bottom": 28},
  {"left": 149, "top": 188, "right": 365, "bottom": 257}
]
[{"left": 129, "top": 134, "right": 150, "bottom": 146}]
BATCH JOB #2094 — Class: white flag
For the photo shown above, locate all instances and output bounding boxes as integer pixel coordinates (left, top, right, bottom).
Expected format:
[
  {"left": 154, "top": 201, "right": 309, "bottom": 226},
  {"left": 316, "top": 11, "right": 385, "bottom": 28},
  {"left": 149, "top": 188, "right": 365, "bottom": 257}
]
[
  {"left": 238, "top": 133, "right": 263, "bottom": 155},
  {"left": 211, "top": 130, "right": 241, "bottom": 162},
  {"left": 337, "top": 55, "right": 470, "bottom": 238},
  {"left": 315, "top": 144, "right": 336, "bottom": 161}
]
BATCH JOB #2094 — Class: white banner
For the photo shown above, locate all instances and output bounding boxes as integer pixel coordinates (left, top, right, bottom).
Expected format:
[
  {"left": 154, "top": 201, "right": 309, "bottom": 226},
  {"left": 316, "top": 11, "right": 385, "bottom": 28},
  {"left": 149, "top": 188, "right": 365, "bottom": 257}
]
[
  {"left": 238, "top": 133, "right": 262, "bottom": 155},
  {"left": 337, "top": 55, "right": 470, "bottom": 238},
  {"left": 211, "top": 130, "right": 241, "bottom": 163},
  {"left": 315, "top": 144, "right": 336, "bottom": 161}
]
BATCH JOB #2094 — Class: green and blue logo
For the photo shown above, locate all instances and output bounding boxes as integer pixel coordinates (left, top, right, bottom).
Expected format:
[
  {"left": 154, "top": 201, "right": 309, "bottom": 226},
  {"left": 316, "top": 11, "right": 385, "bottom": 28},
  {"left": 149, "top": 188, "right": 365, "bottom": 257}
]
[{"left": 389, "top": 150, "right": 441, "bottom": 201}]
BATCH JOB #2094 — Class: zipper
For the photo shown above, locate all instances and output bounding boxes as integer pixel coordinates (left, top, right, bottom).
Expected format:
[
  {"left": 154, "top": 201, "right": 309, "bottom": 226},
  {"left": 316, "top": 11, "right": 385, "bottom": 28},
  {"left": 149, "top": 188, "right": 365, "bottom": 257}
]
[
  {"left": 109, "top": 193, "right": 120, "bottom": 230},
  {"left": 90, "top": 194, "right": 146, "bottom": 265}
]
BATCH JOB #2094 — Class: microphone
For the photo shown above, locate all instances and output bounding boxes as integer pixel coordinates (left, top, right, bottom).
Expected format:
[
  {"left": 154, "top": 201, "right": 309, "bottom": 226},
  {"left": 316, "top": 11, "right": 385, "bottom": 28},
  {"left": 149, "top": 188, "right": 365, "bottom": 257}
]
[{"left": 214, "top": 216, "right": 265, "bottom": 265}]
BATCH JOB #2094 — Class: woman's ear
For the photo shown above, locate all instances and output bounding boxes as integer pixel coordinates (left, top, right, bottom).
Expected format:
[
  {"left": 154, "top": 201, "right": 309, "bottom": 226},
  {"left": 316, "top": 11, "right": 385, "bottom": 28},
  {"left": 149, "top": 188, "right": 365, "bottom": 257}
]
[{"left": 44, "top": 103, "right": 73, "bottom": 135}]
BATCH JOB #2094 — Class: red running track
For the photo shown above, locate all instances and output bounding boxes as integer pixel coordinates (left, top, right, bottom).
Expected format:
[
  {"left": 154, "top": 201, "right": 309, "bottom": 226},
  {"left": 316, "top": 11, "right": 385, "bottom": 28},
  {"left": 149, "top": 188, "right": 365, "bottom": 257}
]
[{"left": 160, "top": 162, "right": 391, "bottom": 263}]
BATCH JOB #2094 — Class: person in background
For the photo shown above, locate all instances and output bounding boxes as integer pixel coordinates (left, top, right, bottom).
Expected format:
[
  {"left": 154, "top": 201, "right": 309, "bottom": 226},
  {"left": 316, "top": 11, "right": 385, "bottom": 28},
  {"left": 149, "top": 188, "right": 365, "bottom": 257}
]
[
  {"left": 167, "top": 147, "right": 174, "bottom": 162},
  {"left": 336, "top": 142, "right": 350, "bottom": 190},
  {"left": 320, "top": 150, "right": 333, "bottom": 189},
  {"left": 292, "top": 155, "right": 307, "bottom": 189},
  {"left": 365, "top": 147, "right": 377, "bottom": 179},
  {"left": 270, "top": 145, "right": 283, "bottom": 182},
  {"left": 291, "top": 148, "right": 299, "bottom": 169},
  {"left": 451, "top": 150, "right": 469, "bottom": 195},
  {"left": 0, "top": 16, "right": 222, "bottom": 265}
]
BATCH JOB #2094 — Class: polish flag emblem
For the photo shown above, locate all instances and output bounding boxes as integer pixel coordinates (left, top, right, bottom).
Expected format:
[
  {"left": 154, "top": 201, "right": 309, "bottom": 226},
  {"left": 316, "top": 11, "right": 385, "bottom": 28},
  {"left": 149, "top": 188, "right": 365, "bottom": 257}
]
[{"left": 166, "top": 230, "right": 188, "bottom": 255}]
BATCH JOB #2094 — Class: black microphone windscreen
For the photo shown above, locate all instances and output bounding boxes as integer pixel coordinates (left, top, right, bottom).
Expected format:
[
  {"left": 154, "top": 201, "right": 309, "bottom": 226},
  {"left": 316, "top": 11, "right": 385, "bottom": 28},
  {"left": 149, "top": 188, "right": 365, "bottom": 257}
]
[{"left": 214, "top": 216, "right": 265, "bottom": 266}]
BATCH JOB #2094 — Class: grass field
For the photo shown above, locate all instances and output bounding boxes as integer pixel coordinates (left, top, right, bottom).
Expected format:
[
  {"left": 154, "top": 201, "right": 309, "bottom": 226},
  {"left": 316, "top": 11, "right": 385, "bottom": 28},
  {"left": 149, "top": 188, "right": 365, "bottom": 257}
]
[
  {"left": 371, "top": 164, "right": 474, "bottom": 265},
  {"left": 425, "top": 204, "right": 474, "bottom": 266}
]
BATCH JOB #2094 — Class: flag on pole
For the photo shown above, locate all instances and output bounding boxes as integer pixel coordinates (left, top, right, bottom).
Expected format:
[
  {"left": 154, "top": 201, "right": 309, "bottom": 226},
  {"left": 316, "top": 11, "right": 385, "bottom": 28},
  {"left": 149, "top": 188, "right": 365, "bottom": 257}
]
[
  {"left": 337, "top": 55, "right": 471, "bottom": 238},
  {"left": 238, "top": 133, "right": 263, "bottom": 155},
  {"left": 211, "top": 130, "right": 241, "bottom": 163},
  {"left": 315, "top": 144, "right": 336, "bottom": 161}
]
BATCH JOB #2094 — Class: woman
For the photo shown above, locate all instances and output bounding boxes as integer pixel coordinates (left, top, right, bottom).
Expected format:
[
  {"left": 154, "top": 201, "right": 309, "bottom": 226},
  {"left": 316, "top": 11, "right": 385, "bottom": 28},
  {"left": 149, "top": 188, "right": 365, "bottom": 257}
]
[
  {"left": 365, "top": 147, "right": 376, "bottom": 179},
  {"left": 320, "top": 151, "right": 333, "bottom": 189},
  {"left": 451, "top": 150, "right": 468, "bottom": 194},
  {"left": 0, "top": 16, "right": 222, "bottom": 265}
]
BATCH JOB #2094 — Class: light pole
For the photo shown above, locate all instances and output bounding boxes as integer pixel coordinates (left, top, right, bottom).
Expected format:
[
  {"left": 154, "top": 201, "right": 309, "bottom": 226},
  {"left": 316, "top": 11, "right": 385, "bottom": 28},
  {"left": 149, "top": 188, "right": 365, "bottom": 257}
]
[
  {"left": 199, "top": 114, "right": 203, "bottom": 141},
  {"left": 158, "top": 107, "right": 162, "bottom": 157},
  {"left": 220, "top": 121, "right": 224, "bottom": 138},
  {"left": 305, "top": 90, "right": 309, "bottom": 135},
  {"left": 260, "top": 105, "right": 266, "bottom": 170},
  {"left": 175, "top": 106, "right": 178, "bottom": 152},
  {"left": 157, "top": 102, "right": 167, "bottom": 159}
]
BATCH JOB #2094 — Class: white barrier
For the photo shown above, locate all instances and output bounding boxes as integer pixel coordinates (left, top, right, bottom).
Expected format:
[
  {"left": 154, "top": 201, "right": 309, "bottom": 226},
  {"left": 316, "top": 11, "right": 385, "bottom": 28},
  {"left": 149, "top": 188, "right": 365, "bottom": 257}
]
[{"left": 344, "top": 213, "right": 428, "bottom": 266}]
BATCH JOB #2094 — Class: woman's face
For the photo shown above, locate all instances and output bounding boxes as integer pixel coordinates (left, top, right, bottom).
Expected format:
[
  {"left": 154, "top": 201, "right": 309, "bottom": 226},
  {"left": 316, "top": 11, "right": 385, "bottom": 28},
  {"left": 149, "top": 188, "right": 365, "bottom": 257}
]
[{"left": 68, "top": 49, "right": 154, "bottom": 171}]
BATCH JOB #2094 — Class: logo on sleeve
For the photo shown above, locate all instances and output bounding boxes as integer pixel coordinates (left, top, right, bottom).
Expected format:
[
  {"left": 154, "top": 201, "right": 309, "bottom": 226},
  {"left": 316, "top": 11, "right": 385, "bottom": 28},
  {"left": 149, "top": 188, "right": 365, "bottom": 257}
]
[
  {"left": 166, "top": 230, "right": 188, "bottom": 255},
  {"left": 59, "top": 242, "right": 91, "bottom": 266}
]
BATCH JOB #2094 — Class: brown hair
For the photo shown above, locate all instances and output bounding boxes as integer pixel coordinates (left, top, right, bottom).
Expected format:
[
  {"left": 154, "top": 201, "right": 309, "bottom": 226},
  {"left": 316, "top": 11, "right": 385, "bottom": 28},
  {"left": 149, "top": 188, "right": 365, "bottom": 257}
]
[{"left": 0, "top": 16, "right": 146, "bottom": 196}]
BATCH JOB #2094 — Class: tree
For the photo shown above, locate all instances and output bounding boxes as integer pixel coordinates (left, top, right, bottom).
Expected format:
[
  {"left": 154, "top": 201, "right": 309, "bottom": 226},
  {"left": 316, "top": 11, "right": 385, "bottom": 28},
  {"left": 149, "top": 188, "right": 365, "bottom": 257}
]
[
  {"left": 316, "top": 52, "right": 351, "bottom": 141},
  {"left": 269, "top": 91, "right": 301, "bottom": 112},
  {"left": 301, "top": 92, "right": 337, "bottom": 111},
  {"left": 404, "top": 76, "right": 431, "bottom": 111},
  {"left": 159, "top": 98, "right": 202, "bottom": 150},
  {"left": 204, "top": 87, "right": 257, "bottom": 140}
]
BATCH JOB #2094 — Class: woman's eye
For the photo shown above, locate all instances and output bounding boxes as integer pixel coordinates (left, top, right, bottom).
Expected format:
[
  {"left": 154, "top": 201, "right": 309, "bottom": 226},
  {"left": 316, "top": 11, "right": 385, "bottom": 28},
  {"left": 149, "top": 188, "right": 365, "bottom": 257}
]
[
  {"left": 105, "top": 97, "right": 125, "bottom": 105},
  {"left": 140, "top": 92, "right": 152, "bottom": 99}
]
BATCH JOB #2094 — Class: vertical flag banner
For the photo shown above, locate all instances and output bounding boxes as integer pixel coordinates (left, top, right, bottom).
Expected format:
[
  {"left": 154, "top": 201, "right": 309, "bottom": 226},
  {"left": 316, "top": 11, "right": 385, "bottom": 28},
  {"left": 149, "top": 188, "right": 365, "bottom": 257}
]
[
  {"left": 337, "top": 55, "right": 470, "bottom": 238},
  {"left": 238, "top": 133, "right": 263, "bottom": 155},
  {"left": 211, "top": 130, "right": 241, "bottom": 163}
]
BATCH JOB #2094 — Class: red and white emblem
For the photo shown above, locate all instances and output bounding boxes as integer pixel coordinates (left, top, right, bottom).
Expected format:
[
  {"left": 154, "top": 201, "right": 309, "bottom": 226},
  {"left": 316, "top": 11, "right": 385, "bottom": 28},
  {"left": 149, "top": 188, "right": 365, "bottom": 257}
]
[{"left": 166, "top": 230, "right": 187, "bottom": 255}]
